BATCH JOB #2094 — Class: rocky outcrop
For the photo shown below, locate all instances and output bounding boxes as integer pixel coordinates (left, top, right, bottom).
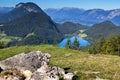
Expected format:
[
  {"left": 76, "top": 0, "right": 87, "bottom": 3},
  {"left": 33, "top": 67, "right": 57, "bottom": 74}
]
[
  {"left": 0, "top": 51, "right": 51, "bottom": 72},
  {"left": 0, "top": 51, "right": 74, "bottom": 80}
]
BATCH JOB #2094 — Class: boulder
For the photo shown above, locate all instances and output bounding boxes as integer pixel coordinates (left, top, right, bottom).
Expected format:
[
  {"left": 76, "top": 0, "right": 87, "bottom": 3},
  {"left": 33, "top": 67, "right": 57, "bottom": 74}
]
[
  {"left": 0, "top": 51, "right": 74, "bottom": 80},
  {"left": 0, "top": 51, "right": 51, "bottom": 72}
]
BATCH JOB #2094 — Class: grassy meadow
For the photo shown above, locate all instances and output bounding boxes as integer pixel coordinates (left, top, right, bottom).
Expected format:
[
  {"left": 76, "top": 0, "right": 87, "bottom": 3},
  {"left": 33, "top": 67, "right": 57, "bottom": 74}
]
[{"left": 0, "top": 45, "right": 120, "bottom": 80}]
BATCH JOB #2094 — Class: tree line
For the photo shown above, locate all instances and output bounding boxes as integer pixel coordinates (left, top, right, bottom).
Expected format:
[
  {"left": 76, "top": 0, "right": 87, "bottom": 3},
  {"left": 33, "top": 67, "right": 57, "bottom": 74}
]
[
  {"left": 87, "top": 35, "right": 120, "bottom": 56},
  {"left": 65, "top": 37, "right": 80, "bottom": 50}
]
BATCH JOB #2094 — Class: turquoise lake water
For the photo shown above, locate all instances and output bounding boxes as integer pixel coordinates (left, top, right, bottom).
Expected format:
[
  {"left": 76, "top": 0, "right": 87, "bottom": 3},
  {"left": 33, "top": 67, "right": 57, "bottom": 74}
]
[{"left": 58, "top": 36, "right": 89, "bottom": 47}]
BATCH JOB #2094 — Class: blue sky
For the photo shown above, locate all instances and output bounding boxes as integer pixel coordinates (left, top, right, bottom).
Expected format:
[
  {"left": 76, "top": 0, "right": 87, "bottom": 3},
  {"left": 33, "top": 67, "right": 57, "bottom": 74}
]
[{"left": 0, "top": 0, "right": 120, "bottom": 10}]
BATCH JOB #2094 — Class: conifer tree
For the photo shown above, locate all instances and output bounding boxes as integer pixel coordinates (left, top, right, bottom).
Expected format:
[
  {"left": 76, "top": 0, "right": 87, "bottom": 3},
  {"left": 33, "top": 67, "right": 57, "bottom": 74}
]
[
  {"left": 102, "top": 36, "right": 116, "bottom": 54},
  {"left": 65, "top": 39, "right": 71, "bottom": 48},
  {"left": 53, "top": 38, "right": 58, "bottom": 46},
  {"left": 0, "top": 41, "right": 5, "bottom": 49},
  {"left": 73, "top": 37, "right": 80, "bottom": 50},
  {"left": 96, "top": 36, "right": 105, "bottom": 53}
]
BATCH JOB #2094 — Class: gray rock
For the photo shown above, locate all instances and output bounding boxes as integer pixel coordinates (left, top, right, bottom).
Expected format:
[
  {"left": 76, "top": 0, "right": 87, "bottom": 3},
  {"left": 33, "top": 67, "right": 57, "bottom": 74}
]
[
  {"left": 37, "top": 64, "right": 50, "bottom": 73},
  {"left": 50, "top": 67, "right": 73, "bottom": 80},
  {"left": 0, "top": 51, "right": 74, "bottom": 80},
  {"left": 29, "top": 71, "right": 59, "bottom": 80},
  {"left": 0, "top": 51, "right": 51, "bottom": 72},
  {"left": 50, "top": 66, "right": 65, "bottom": 76}
]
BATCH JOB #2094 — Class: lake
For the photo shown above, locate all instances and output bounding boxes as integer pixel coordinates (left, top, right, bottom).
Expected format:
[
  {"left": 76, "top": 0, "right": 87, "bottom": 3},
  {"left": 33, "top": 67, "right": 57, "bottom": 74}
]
[{"left": 58, "top": 36, "right": 89, "bottom": 47}]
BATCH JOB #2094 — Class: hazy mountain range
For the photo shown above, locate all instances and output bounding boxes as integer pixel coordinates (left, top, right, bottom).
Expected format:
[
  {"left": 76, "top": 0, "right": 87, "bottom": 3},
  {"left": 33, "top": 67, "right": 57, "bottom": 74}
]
[
  {"left": 1, "top": 7, "right": 120, "bottom": 26},
  {"left": 44, "top": 8, "right": 120, "bottom": 25},
  {"left": 0, "top": 7, "right": 13, "bottom": 16}
]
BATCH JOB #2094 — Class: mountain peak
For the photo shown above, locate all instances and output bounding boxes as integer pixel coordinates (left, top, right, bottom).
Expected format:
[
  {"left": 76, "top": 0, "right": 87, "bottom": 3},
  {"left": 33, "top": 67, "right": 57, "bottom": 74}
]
[
  {"left": 92, "top": 21, "right": 116, "bottom": 29},
  {"left": 99, "top": 21, "right": 116, "bottom": 26},
  {"left": 15, "top": 2, "right": 42, "bottom": 13},
  {"left": 16, "top": 2, "right": 25, "bottom": 8}
]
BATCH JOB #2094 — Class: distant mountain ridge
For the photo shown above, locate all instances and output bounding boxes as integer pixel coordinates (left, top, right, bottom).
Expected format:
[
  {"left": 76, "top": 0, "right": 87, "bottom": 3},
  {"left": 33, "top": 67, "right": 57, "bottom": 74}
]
[
  {"left": 44, "top": 8, "right": 120, "bottom": 25},
  {"left": 0, "top": 2, "right": 63, "bottom": 45},
  {"left": 84, "top": 21, "right": 120, "bottom": 41},
  {"left": 57, "top": 22, "right": 88, "bottom": 34},
  {"left": 0, "top": 7, "right": 13, "bottom": 16}
]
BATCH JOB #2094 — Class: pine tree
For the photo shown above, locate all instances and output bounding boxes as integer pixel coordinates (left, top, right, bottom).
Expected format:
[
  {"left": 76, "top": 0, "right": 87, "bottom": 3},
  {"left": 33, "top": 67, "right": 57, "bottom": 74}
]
[
  {"left": 102, "top": 37, "right": 116, "bottom": 54},
  {"left": 53, "top": 38, "right": 58, "bottom": 46},
  {"left": 0, "top": 41, "right": 5, "bottom": 49},
  {"left": 73, "top": 37, "right": 80, "bottom": 50},
  {"left": 115, "top": 35, "right": 120, "bottom": 56},
  {"left": 88, "top": 44, "right": 97, "bottom": 54},
  {"left": 88, "top": 35, "right": 120, "bottom": 56},
  {"left": 65, "top": 39, "right": 71, "bottom": 48},
  {"left": 96, "top": 36, "right": 105, "bottom": 53}
]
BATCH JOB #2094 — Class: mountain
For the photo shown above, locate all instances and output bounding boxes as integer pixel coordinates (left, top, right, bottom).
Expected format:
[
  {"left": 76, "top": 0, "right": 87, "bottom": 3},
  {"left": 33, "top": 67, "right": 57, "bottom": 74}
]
[
  {"left": 1, "top": 12, "right": 63, "bottom": 45},
  {"left": 57, "top": 22, "right": 88, "bottom": 34},
  {"left": 0, "top": 2, "right": 45, "bottom": 23},
  {"left": 0, "top": 2, "right": 63, "bottom": 45},
  {"left": 84, "top": 21, "right": 120, "bottom": 41},
  {"left": 79, "top": 9, "right": 109, "bottom": 24},
  {"left": 44, "top": 8, "right": 120, "bottom": 25},
  {"left": 112, "top": 15, "right": 120, "bottom": 25},
  {"left": 44, "top": 7, "right": 85, "bottom": 23},
  {"left": 0, "top": 7, "right": 13, "bottom": 15}
]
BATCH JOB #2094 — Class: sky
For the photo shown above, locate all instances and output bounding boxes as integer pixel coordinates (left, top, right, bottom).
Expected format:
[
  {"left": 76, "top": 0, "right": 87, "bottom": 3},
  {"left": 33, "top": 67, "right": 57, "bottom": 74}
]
[{"left": 0, "top": 0, "right": 120, "bottom": 10}]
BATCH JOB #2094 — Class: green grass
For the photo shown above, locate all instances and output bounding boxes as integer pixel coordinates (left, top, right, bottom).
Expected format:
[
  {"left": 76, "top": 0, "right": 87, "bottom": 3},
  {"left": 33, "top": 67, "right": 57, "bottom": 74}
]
[
  {"left": 0, "top": 32, "right": 21, "bottom": 45},
  {"left": 0, "top": 45, "right": 120, "bottom": 80}
]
